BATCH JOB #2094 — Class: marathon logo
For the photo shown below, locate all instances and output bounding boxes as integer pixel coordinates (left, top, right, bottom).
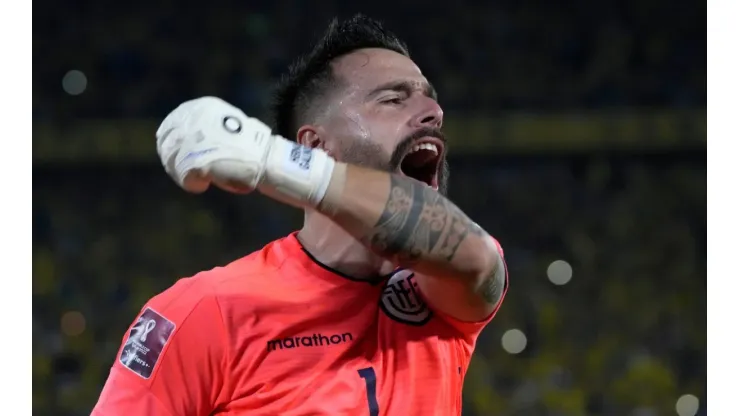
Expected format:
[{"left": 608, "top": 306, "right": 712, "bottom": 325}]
[{"left": 266, "top": 332, "right": 353, "bottom": 352}]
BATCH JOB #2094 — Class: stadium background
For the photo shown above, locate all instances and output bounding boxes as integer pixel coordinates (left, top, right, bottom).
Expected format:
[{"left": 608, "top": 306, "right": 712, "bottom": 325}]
[{"left": 32, "top": 0, "right": 706, "bottom": 415}]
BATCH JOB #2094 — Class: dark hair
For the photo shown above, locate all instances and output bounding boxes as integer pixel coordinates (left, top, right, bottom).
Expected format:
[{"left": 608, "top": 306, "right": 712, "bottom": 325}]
[{"left": 271, "top": 14, "right": 410, "bottom": 139}]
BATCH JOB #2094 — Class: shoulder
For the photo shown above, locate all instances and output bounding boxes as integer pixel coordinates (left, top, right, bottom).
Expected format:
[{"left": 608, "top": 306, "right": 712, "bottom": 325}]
[
  {"left": 146, "top": 240, "right": 288, "bottom": 321},
  {"left": 135, "top": 273, "right": 222, "bottom": 338}
]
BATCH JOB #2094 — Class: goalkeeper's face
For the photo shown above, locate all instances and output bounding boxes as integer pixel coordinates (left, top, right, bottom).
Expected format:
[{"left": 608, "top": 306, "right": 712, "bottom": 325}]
[{"left": 313, "top": 48, "right": 449, "bottom": 195}]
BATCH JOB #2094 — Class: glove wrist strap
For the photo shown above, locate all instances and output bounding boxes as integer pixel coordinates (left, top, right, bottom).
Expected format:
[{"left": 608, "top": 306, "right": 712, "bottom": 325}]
[{"left": 259, "top": 137, "right": 336, "bottom": 208}]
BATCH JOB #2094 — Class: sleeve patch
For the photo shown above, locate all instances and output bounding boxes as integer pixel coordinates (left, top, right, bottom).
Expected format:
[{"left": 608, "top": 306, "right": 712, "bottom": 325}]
[{"left": 119, "top": 307, "right": 176, "bottom": 379}]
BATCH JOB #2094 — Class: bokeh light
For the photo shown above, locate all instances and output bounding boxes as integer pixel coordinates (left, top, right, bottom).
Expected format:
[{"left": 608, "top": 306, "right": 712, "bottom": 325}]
[
  {"left": 675, "top": 394, "right": 699, "bottom": 416},
  {"left": 62, "top": 70, "right": 87, "bottom": 95},
  {"left": 60, "top": 311, "right": 86, "bottom": 337},
  {"left": 547, "top": 260, "right": 573, "bottom": 285},
  {"left": 501, "top": 329, "right": 527, "bottom": 354}
]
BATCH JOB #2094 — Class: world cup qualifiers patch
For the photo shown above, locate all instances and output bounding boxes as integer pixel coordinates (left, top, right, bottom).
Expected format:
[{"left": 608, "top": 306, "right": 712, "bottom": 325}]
[
  {"left": 380, "top": 269, "right": 432, "bottom": 325},
  {"left": 119, "top": 307, "right": 176, "bottom": 379}
]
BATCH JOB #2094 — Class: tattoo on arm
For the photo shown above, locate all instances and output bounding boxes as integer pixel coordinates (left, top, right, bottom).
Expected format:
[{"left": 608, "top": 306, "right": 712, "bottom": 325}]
[
  {"left": 363, "top": 175, "right": 484, "bottom": 265},
  {"left": 478, "top": 255, "right": 506, "bottom": 304}
]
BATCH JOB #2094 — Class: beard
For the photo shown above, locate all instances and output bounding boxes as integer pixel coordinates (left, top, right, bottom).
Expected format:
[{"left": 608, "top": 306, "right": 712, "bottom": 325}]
[{"left": 336, "top": 127, "right": 449, "bottom": 196}]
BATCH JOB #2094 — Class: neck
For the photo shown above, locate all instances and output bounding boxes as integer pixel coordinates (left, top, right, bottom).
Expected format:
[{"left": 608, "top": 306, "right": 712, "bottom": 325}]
[{"left": 297, "top": 210, "right": 395, "bottom": 280}]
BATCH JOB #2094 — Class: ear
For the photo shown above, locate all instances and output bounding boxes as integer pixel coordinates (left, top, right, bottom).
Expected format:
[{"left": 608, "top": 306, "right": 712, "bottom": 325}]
[
  {"left": 296, "top": 125, "right": 329, "bottom": 152},
  {"left": 296, "top": 125, "right": 340, "bottom": 160},
  {"left": 296, "top": 125, "right": 318, "bottom": 147}
]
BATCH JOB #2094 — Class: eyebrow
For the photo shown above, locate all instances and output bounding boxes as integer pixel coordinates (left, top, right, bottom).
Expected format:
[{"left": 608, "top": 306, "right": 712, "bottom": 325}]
[{"left": 366, "top": 80, "right": 438, "bottom": 101}]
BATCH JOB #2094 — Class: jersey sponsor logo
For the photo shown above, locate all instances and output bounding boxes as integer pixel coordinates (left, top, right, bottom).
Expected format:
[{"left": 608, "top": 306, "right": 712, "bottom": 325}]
[
  {"left": 266, "top": 332, "right": 353, "bottom": 352},
  {"left": 380, "top": 269, "right": 432, "bottom": 325},
  {"left": 119, "top": 307, "right": 176, "bottom": 379}
]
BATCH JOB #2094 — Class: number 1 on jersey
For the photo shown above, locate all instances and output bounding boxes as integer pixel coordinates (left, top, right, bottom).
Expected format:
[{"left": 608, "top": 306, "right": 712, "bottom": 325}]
[{"left": 358, "top": 367, "right": 379, "bottom": 416}]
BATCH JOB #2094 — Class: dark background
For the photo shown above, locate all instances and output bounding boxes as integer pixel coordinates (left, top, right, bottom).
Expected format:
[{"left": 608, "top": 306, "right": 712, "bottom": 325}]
[{"left": 33, "top": 0, "right": 706, "bottom": 415}]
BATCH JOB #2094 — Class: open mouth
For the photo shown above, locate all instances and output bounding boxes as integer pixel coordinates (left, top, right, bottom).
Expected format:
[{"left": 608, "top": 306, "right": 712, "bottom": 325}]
[{"left": 399, "top": 137, "right": 444, "bottom": 190}]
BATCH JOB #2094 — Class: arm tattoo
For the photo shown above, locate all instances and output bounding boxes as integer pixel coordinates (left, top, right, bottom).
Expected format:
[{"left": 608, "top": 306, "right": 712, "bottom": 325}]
[
  {"left": 478, "top": 255, "right": 506, "bottom": 304},
  {"left": 364, "top": 175, "right": 484, "bottom": 265}
]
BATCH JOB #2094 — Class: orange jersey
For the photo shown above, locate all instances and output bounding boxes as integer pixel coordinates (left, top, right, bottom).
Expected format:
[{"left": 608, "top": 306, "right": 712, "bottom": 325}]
[{"left": 92, "top": 232, "right": 508, "bottom": 416}]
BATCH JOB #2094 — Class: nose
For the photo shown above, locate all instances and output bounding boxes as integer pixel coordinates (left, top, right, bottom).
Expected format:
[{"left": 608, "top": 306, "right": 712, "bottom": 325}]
[{"left": 411, "top": 96, "right": 444, "bottom": 129}]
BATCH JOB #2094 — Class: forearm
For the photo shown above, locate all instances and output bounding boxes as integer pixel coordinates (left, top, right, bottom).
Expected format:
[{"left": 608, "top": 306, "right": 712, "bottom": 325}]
[{"left": 318, "top": 162, "right": 497, "bottom": 283}]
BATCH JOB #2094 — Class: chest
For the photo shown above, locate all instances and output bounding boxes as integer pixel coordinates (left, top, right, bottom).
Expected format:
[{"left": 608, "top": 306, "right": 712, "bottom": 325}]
[{"left": 219, "top": 273, "right": 469, "bottom": 415}]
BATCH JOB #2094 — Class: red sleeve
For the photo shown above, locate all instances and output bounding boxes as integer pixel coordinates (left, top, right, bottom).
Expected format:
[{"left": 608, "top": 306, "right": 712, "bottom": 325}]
[
  {"left": 427, "top": 237, "right": 509, "bottom": 342},
  {"left": 92, "top": 278, "right": 231, "bottom": 416}
]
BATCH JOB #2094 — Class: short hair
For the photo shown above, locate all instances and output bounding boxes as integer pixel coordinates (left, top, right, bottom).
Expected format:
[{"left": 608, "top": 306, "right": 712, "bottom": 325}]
[{"left": 271, "top": 14, "right": 410, "bottom": 139}]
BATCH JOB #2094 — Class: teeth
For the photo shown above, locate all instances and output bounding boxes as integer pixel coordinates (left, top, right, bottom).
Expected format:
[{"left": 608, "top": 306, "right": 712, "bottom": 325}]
[{"left": 409, "top": 142, "right": 439, "bottom": 154}]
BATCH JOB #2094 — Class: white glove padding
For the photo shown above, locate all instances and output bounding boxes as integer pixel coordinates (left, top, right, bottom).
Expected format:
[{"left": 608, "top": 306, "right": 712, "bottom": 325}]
[{"left": 156, "top": 96, "right": 336, "bottom": 208}]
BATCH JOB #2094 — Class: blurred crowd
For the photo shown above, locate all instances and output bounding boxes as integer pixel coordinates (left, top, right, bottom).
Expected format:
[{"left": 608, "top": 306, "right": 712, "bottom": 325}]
[
  {"left": 33, "top": 0, "right": 705, "bottom": 121},
  {"left": 32, "top": 154, "right": 705, "bottom": 416}
]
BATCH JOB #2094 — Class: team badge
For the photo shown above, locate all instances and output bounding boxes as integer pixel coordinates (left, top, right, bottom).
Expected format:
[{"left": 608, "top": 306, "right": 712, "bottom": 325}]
[{"left": 380, "top": 269, "right": 432, "bottom": 325}]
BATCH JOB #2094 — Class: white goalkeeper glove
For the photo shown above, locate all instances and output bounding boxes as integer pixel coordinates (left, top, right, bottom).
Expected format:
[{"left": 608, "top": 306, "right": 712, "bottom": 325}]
[{"left": 155, "top": 96, "right": 336, "bottom": 208}]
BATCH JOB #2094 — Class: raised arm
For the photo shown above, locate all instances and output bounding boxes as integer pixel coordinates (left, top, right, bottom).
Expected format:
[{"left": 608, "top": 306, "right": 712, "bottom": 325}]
[
  {"left": 318, "top": 163, "right": 507, "bottom": 322},
  {"left": 155, "top": 97, "right": 506, "bottom": 323}
]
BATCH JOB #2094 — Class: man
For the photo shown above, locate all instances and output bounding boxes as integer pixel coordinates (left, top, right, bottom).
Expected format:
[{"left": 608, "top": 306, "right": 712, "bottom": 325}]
[{"left": 92, "top": 14, "right": 508, "bottom": 416}]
